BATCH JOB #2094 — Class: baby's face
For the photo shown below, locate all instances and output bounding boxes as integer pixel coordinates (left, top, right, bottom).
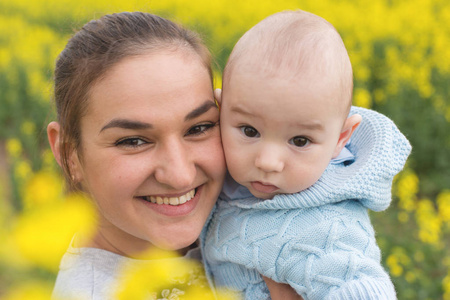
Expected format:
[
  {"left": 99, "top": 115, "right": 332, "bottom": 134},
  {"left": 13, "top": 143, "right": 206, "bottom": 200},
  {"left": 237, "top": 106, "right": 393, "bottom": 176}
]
[{"left": 220, "top": 67, "right": 345, "bottom": 199}]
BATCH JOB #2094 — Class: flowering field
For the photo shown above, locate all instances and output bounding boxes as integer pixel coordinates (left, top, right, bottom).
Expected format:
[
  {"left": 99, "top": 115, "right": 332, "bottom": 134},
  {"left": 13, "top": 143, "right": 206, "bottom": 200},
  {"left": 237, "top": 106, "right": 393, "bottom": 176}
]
[{"left": 0, "top": 0, "right": 449, "bottom": 299}]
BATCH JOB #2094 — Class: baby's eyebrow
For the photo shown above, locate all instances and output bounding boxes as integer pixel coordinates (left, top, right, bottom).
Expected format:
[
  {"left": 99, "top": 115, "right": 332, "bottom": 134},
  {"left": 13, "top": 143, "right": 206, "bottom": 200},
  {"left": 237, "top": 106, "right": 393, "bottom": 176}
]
[
  {"left": 230, "top": 105, "right": 252, "bottom": 116},
  {"left": 295, "top": 122, "right": 323, "bottom": 131},
  {"left": 184, "top": 100, "right": 217, "bottom": 121}
]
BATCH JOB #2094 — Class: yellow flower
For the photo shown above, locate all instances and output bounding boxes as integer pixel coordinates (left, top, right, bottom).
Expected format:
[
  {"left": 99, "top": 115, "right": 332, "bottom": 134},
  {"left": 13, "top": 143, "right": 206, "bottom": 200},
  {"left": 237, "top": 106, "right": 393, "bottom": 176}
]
[
  {"left": 2, "top": 281, "right": 53, "bottom": 300},
  {"left": 214, "top": 70, "right": 223, "bottom": 90},
  {"left": 437, "top": 190, "right": 450, "bottom": 224},
  {"left": 395, "top": 169, "right": 418, "bottom": 212},
  {"left": 415, "top": 198, "right": 442, "bottom": 246},
  {"left": 41, "top": 149, "right": 57, "bottom": 170},
  {"left": 14, "top": 160, "right": 33, "bottom": 182},
  {"left": 20, "top": 121, "right": 36, "bottom": 136},
  {"left": 386, "top": 254, "right": 403, "bottom": 277},
  {"left": 386, "top": 247, "right": 411, "bottom": 277},
  {"left": 12, "top": 193, "right": 97, "bottom": 272},
  {"left": 6, "top": 138, "right": 23, "bottom": 159},
  {"left": 23, "top": 170, "right": 64, "bottom": 209},
  {"left": 405, "top": 271, "right": 416, "bottom": 283},
  {"left": 115, "top": 248, "right": 233, "bottom": 300},
  {"left": 444, "top": 272, "right": 450, "bottom": 300},
  {"left": 353, "top": 88, "right": 372, "bottom": 108}
]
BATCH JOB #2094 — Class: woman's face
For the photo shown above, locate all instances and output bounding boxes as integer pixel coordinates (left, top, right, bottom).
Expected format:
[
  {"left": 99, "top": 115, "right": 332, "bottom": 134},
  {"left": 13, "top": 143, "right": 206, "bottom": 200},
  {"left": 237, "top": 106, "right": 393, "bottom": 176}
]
[{"left": 72, "top": 50, "right": 226, "bottom": 254}]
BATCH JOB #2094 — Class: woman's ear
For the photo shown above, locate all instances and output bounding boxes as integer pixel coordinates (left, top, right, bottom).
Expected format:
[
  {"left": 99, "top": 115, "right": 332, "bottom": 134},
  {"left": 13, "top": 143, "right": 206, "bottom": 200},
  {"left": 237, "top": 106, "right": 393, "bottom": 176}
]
[
  {"left": 214, "top": 88, "right": 222, "bottom": 107},
  {"left": 47, "top": 121, "right": 63, "bottom": 167},
  {"left": 332, "top": 114, "right": 362, "bottom": 158},
  {"left": 47, "top": 121, "right": 83, "bottom": 183}
]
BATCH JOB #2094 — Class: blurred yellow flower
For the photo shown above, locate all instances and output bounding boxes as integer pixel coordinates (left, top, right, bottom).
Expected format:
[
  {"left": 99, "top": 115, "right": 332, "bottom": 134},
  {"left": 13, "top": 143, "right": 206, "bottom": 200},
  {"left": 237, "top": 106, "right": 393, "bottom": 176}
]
[
  {"left": 437, "top": 190, "right": 450, "bottom": 224},
  {"left": 397, "top": 211, "right": 409, "bottom": 223},
  {"left": 2, "top": 281, "right": 53, "bottom": 300},
  {"left": 14, "top": 160, "right": 32, "bottom": 182},
  {"left": 395, "top": 169, "right": 418, "bottom": 212},
  {"left": 41, "top": 148, "right": 57, "bottom": 170},
  {"left": 353, "top": 88, "right": 372, "bottom": 108},
  {"left": 6, "top": 138, "right": 23, "bottom": 159},
  {"left": 23, "top": 170, "right": 64, "bottom": 209},
  {"left": 214, "top": 70, "right": 223, "bottom": 90},
  {"left": 20, "top": 121, "right": 36, "bottom": 136},
  {"left": 444, "top": 272, "right": 450, "bottom": 300},
  {"left": 115, "top": 247, "right": 233, "bottom": 300},
  {"left": 12, "top": 193, "right": 97, "bottom": 272},
  {"left": 416, "top": 198, "right": 442, "bottom": 246},
  {"left": 387, "top": 254, "right": 403, "bottom": 277},
  {"left": 386, "top": 247, "right": 411, "bottom": 277},
  {"left": 405, "top": 271, "right": 416, "bottom": 283},
  {"left": 373, "top": 89, "right": 386, "bottom": 104}
]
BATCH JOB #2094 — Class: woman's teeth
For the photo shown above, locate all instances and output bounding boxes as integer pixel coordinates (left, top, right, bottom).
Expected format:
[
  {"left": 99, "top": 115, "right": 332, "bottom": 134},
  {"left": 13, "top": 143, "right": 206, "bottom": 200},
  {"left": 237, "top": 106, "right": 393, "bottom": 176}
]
[{"left": 143, "top": 189, "right": 195, "bottom": 206}]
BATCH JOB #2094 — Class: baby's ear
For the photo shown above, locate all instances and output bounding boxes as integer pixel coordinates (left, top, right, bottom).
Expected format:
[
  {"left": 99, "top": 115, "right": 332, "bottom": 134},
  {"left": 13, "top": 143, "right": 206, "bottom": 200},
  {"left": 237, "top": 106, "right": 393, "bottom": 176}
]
[
  {"left": 214, "top": 88, "right": 222, "bottom": 105},
  {"left": 332, "top": 114, "right": 362, "bottom": 158}
]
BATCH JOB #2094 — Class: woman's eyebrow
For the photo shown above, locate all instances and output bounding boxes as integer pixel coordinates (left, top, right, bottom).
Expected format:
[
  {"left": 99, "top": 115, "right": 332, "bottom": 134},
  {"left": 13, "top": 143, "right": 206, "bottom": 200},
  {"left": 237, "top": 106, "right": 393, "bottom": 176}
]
[
  {"left": 184, "top": 100, "right": 217, "bottom": 121},
  {"left": 100, "top": 119, "right": 153, "bottom": 132}
]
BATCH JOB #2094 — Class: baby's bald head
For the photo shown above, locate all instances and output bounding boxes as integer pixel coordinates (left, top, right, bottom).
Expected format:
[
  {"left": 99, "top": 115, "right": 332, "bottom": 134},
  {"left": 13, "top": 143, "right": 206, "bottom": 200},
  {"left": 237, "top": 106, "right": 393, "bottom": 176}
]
[{"left": 223, "top": 10, "right": 353, "bottom": 116}]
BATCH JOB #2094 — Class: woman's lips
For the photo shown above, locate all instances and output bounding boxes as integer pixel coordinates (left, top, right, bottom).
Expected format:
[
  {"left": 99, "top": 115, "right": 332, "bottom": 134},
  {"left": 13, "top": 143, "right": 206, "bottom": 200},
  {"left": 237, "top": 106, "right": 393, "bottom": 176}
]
[
  {"left": 137, "top": 186, "right": 202, "bottom": 217},
  {"left": 251, "top": 181, "right": 279, "bottom": 194},
  {"left": 142, "top": 189, "right": 195, "bottom": 205}
]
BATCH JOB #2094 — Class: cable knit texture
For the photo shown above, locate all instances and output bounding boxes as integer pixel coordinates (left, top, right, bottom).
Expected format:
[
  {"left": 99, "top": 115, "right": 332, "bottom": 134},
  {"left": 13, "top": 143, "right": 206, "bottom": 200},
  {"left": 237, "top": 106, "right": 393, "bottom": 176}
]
[{"left": 201, "top": 107, "right": 411, "bottom": 300}]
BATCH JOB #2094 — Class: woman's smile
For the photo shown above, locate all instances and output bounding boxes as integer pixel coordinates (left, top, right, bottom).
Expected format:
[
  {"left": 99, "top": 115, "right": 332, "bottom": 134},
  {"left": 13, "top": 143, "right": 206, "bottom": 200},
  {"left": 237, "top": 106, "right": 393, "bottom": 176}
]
[
  {"left": 136, "top": 185, "right": 204, "bottom": 218},
  {"left": 138, "top": 188, "right": 196, "bottom": 205}
]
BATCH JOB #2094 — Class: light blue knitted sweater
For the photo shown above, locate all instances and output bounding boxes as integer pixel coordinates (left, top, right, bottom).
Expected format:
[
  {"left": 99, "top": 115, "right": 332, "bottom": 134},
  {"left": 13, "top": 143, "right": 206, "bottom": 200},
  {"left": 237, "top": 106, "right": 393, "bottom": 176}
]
[{"left": 201, "top": 107, "right": 411, "bottom": 300}]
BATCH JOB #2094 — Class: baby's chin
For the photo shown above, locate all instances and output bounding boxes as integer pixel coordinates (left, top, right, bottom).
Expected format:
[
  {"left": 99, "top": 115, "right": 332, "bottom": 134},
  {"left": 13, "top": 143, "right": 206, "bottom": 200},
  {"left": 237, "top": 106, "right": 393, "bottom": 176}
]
[{"left": 246, "top": 187, "right": 279, "bottom": 200}]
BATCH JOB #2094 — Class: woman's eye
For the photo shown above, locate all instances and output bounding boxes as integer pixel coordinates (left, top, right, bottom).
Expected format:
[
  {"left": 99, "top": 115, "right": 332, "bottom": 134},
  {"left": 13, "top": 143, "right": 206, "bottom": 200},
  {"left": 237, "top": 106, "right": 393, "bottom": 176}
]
[
  {"left": 186, "top": 123, "right": 215, "bottom": 136},
  {"left": 240, "top": 126, "right": 259, "bottom": 138},
  {"left": 290, "top": 136, "right": 310, "bottom": 147},
  {"left": 115, "top": 137, "right": 147, "bottom": 148}
]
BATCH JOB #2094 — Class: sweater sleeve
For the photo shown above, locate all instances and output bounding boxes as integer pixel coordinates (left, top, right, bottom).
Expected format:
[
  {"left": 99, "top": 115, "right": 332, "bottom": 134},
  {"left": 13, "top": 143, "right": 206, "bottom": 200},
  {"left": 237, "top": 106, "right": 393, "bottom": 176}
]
[{"left": 204, "top": 200, "right": 396, "bottom": 300}]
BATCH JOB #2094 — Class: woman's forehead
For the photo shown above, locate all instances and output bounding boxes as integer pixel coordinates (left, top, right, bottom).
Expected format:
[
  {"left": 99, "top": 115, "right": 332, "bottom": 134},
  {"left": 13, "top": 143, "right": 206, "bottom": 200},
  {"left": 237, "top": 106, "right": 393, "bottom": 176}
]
[{"left": 84, "top": 52, "right": 214, "bottom": 127}]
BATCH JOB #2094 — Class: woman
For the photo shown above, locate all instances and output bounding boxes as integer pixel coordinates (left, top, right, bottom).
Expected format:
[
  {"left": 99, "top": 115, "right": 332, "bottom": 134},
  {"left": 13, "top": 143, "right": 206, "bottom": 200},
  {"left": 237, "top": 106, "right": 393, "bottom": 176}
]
[{"left": 47, "top": 11, "right": 225, "bottom": 298}]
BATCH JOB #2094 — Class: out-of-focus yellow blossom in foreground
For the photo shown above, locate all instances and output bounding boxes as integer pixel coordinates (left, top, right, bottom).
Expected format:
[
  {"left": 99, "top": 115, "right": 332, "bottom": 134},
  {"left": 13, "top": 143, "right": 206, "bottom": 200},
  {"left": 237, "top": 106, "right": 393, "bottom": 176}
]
[
  {"left": 115, "top": 248, "right": 234, "bottom": 300},
  {"left": 12, "top": 192, "right": 97, "bottom": 272},
  {"left": 2, "top": 281, "right": 53, "bottom": 300},
  {"left": 22, "top": 170, "right": 64, "bottom": 209}
]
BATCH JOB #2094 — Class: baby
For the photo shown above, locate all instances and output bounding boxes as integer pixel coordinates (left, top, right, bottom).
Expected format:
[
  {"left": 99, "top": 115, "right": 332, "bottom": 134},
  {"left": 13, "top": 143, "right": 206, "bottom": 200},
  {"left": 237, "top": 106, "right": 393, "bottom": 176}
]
[{"left": 202, "top": 10, "right": 411, "bottom": 300}]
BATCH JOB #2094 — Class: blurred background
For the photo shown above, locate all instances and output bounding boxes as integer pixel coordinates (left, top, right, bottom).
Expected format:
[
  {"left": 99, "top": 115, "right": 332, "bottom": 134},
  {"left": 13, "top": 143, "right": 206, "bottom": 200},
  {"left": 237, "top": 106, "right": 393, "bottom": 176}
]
[{"left": 0, "top": 0, "right": 449, "bottom": 299}]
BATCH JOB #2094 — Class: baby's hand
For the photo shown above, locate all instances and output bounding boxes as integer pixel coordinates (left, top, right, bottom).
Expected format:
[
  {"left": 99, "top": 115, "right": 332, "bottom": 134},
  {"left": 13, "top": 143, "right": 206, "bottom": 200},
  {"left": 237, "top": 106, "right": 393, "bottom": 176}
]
[{"left": 262, "top": 276, "right": 303, "bottom": 300}]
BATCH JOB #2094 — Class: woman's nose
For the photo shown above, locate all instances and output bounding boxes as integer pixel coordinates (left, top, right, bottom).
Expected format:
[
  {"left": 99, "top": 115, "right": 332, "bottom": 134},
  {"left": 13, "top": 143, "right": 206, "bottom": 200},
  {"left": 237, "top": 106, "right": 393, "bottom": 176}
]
[
  {"left": 154, "top": 140, "right": 196, "bottom": 189},
  {"left": 254, "top": 144, "right": 284, "bottom": 173}
]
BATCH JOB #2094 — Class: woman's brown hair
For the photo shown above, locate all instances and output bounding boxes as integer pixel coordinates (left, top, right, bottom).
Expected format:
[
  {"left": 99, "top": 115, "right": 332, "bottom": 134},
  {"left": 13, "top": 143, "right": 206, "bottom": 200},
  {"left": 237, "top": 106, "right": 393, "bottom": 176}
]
[{"left": 54, "top": 12, "right": 213, "bottom": 191}]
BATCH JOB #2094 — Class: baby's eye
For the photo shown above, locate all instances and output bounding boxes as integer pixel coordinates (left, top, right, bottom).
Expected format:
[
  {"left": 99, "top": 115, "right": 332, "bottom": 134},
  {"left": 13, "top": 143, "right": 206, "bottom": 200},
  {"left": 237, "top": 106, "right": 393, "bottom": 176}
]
[
  {"left": 186, "top": 123, "right": 215, "bottom": 136},
  {"left": 115, "top": 137, "right": 148, "bottom": 148},
  {"left": 289, "top": 136, "right": 310, "bottom": 147},
  {"left": 240, "top": 126, "right": 260, "bottom": 138}
]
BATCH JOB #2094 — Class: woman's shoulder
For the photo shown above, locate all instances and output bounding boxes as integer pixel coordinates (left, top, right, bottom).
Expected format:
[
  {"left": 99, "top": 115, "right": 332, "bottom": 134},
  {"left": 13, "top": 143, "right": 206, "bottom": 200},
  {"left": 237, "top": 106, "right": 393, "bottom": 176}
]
[{"left": 52, "top": 247, "right": 126, "bottom": 300}]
